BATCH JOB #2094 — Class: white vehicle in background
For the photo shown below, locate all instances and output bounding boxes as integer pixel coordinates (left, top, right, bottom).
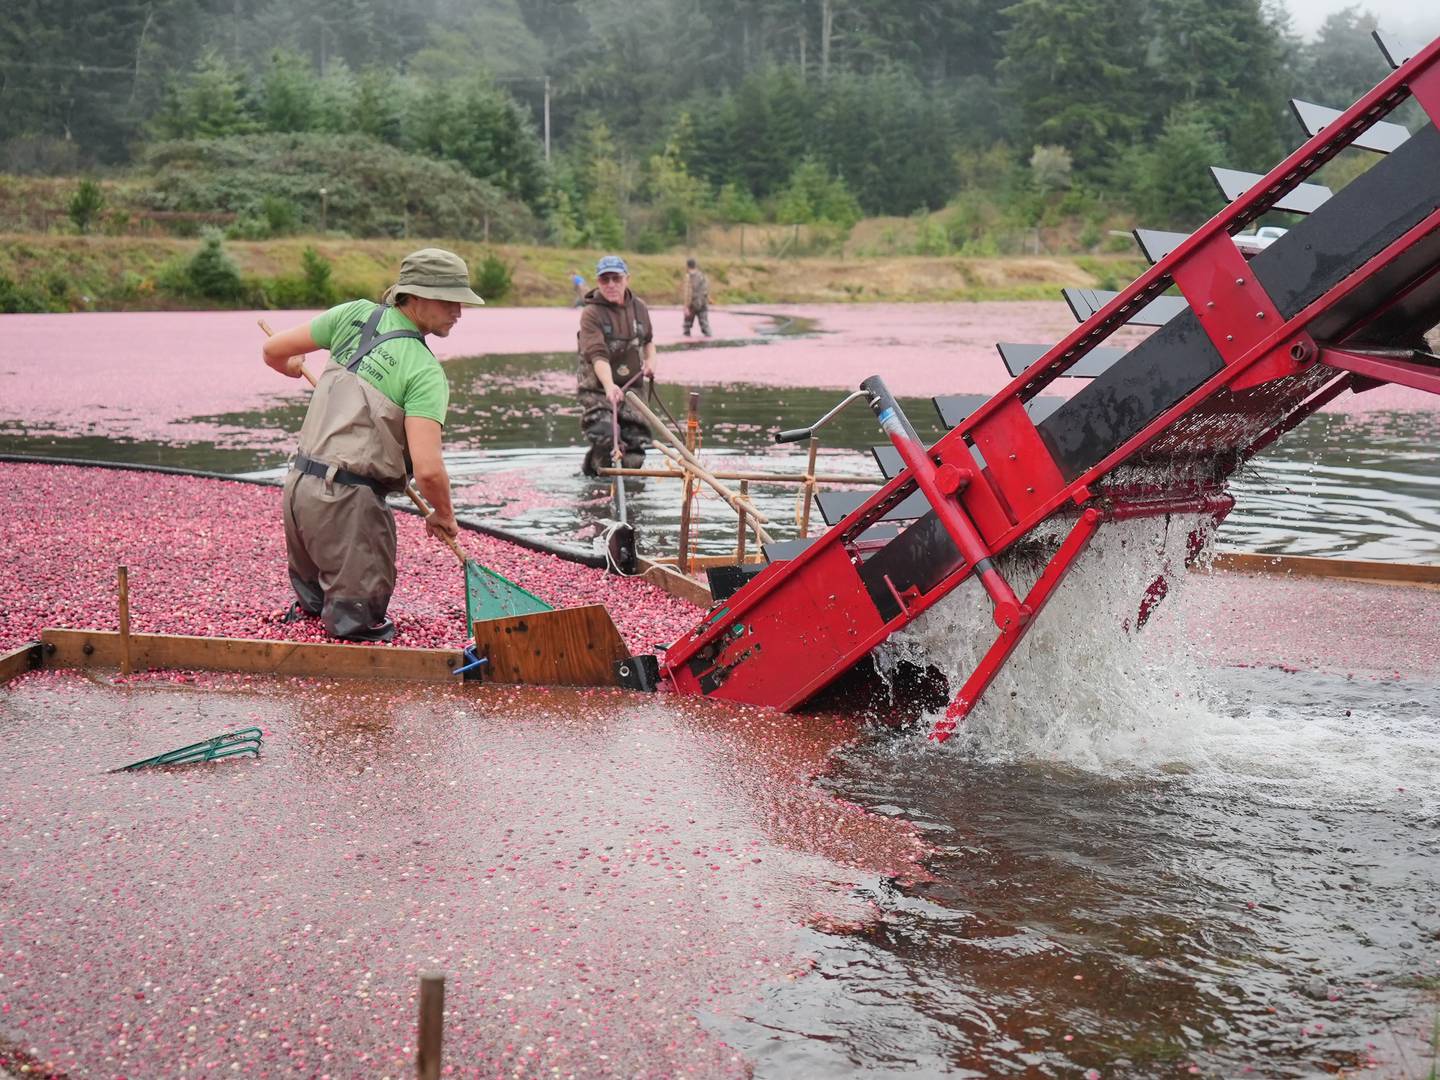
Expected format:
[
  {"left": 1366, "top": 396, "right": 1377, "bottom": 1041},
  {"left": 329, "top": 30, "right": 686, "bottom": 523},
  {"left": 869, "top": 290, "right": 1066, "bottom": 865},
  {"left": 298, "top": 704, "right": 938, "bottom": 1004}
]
[{"left": 1234, "top": 225, "right": 1287, "bottom": 255}]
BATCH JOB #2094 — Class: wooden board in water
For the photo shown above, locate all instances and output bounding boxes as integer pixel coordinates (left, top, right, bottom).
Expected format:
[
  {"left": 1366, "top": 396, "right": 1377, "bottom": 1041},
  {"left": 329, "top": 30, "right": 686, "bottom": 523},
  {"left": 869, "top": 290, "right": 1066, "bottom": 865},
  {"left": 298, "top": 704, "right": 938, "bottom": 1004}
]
[
  {"left": 1208, "top": 552, "right": 1440, "bottom": 587},
  {"left": 0, "top": 643, "right": 42, "bottom": 685},
  {"left": 472, "top": 605, "right": 628, "bottom": 686},
  {"left": 638, "top": 558, "right": 713, "bottom": 608}
]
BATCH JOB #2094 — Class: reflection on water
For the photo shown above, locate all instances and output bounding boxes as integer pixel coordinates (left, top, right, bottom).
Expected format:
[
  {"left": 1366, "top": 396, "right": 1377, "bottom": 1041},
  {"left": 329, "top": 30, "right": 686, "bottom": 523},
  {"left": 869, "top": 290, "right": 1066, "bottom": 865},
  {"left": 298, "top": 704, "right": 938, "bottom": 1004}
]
[
  {"left": 4, "top": 349, "right": 1435, "bottom": 564},
  {"left": 721, "top": 664, "right": 1440, "bottom": 1077},
  {"left": 1226, "top": 410, "right": 1440, "bottom": 562}
]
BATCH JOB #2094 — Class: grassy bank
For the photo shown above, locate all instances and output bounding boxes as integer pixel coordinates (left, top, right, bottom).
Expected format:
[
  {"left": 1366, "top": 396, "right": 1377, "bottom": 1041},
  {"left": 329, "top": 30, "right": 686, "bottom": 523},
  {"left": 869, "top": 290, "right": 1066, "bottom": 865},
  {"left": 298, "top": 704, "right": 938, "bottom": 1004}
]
[{"left": 0, "top": 232, "right": 1148, "bottom": 312}]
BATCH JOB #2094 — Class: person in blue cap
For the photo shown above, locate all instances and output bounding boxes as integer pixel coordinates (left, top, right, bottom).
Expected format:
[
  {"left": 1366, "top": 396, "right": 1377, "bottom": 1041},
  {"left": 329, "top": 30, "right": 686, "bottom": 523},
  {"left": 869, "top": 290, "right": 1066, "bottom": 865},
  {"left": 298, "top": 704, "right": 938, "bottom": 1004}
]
[{"left": 575, "top": 254, "right": 656, "bottom": 476}]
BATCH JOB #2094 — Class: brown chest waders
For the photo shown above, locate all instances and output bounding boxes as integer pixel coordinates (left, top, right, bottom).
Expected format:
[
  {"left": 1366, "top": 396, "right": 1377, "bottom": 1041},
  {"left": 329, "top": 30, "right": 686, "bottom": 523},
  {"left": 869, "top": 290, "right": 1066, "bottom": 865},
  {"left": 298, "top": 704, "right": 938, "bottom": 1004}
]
[
  {"left": 578, "top": 296, "right": 650, "bottom": 472},
  {"left": 284, "top": 304, "right": 428, "bottom": 642}
]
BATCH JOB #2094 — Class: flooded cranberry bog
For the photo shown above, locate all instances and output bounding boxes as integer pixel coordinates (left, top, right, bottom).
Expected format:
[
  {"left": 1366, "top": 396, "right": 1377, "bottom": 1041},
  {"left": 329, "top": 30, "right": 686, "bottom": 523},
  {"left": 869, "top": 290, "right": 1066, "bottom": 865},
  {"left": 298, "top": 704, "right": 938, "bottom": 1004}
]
[{"left": 1, "top": 305, "right": 1439, "bottom": 1077}]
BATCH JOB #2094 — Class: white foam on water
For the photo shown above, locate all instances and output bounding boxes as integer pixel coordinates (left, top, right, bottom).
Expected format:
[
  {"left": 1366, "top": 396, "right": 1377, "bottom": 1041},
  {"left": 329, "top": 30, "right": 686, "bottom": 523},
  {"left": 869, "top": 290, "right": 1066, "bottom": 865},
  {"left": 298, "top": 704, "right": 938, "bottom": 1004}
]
[
  {"left": 873, "top": 516, "right": 1440, "bottom": 804},
  {"left": 1171, "top": 690, "right": 1440, "bottom": 817}
]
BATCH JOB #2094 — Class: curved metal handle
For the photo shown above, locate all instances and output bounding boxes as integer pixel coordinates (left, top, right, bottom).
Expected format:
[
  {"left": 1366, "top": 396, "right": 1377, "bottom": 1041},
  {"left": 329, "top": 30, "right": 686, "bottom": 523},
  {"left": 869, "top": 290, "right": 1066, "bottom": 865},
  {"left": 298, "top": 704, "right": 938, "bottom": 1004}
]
[
  {"left": 774, "top": 428, "right": 813, "bottom": 444},
  {"left": 770, "top": 390, "right": 868, "bottom": 444}
]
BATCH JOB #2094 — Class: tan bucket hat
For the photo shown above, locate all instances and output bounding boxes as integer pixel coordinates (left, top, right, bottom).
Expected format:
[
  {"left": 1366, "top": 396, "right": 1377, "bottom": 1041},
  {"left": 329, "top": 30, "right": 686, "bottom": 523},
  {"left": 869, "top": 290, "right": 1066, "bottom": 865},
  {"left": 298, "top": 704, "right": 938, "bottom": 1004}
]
[{"left": 381, "top": 248, "right": 485, "bottom": 306}]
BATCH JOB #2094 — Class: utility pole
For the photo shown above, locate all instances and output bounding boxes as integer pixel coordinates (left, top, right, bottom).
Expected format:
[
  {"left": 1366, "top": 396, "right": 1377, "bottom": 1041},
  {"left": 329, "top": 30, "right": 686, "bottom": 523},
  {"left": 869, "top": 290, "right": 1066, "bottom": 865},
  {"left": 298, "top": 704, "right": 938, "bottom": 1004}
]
[{"left": 821, "top": 0, "right": 833, "bottom": 82}]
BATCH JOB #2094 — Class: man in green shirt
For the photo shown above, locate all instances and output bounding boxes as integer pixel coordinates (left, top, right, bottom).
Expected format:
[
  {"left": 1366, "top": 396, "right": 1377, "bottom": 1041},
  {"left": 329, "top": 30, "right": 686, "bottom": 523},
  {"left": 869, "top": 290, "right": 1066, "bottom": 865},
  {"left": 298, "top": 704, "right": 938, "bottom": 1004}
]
[{"left": 262, "top": 248, "right": 484, "bottom": 642}]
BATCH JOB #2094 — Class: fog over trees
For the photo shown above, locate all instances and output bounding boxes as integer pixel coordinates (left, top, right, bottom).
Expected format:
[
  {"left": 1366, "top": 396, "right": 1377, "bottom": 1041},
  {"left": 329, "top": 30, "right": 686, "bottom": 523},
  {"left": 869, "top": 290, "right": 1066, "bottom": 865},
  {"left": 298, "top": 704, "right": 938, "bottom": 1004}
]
[{"left": 1, "top": 0, "right": 1432, "bottom": 245}]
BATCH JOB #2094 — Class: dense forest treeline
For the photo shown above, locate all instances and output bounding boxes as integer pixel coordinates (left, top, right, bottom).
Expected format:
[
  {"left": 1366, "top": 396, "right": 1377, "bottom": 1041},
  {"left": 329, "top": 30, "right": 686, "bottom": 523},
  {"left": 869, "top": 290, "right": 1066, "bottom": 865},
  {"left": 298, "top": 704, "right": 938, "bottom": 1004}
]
[{"left": 2, "top": 0, "right": 1438, "bottom": 256}]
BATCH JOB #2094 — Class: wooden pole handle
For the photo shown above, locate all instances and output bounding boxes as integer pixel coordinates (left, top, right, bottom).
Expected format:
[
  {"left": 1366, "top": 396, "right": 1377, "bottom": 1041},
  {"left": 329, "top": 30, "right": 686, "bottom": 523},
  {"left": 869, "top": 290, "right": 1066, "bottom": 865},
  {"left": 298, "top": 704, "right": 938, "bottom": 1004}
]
[
  {"left": 258, "top": 318, "right": 317, "bottom": 386},
  {"left": 633, "top": 393, "right": 774, "bottom": 544},
  {"left": 403, "top": 482, "right": 467, "bottom": 567}
]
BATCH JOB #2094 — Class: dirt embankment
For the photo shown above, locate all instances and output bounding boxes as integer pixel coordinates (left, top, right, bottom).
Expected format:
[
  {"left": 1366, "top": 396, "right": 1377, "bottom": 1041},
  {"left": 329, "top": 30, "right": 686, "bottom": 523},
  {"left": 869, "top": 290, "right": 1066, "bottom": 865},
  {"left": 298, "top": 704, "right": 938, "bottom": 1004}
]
[{"left": 0, "top": 231, "right": 1146, "bottom": 311}]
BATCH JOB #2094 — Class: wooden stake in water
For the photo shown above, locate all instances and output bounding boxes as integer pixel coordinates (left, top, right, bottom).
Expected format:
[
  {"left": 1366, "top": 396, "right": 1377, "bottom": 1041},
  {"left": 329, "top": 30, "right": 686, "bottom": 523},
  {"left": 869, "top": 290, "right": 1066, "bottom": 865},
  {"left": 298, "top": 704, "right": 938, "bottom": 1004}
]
[
  {"left": 677, "top": 392, "right": 700, "bottom": 575},
  {"left": 736, "top": 480, "right": 750, "bottom": 563},
  {"left": 117, "top": 565, "right": 132, "bottom": 676},
  {"left": 800, "top": 435, "right": 819, "bottom": 539},
  {"left": 416, "top": 971, "right": 445, "bottom": 1080}
]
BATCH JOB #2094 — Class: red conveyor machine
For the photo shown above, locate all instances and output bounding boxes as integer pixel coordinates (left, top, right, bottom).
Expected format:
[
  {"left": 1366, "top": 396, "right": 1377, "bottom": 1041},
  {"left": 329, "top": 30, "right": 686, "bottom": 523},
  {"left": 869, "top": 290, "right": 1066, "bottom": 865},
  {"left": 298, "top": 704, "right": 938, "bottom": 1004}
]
[{"left": 656, "top": 32, "right": 1440, "bottom": 738}]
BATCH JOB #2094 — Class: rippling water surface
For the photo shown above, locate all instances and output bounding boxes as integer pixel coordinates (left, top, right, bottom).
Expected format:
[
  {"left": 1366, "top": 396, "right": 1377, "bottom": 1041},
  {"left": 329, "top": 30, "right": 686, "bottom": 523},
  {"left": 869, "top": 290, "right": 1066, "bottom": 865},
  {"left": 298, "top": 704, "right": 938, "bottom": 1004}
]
[
  {"left": 5, "top": 343, "right": 1435, "bottom": 562},
  {"left": 728, "top": 662, "right": 1440, "bottom": 1077},
  {"left": 2, "top": 310, "right": 1437, "bottom": 1076},
  {"left": 724, "top": 535, "right": 1440, "bottom": 1076}
]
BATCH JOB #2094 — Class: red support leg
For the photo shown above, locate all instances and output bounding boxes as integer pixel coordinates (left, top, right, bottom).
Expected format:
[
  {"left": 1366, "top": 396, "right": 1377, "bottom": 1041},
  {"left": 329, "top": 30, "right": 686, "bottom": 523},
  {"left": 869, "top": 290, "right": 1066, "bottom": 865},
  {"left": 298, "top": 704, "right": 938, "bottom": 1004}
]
[
  {"left": 929, "top": 508, "right": 1104, "bottom": 742},
  {"left": 1318, "top": 348, "right": 1440, "bottom": 397}
]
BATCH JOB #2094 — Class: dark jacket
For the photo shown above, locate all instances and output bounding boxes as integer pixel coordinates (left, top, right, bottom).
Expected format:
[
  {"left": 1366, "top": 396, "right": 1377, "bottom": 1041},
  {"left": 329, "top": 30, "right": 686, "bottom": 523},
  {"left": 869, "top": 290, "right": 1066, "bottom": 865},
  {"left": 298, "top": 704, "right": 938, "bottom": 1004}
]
[{"left": 576, "top": 288, "right": 652, "bottom": 394}]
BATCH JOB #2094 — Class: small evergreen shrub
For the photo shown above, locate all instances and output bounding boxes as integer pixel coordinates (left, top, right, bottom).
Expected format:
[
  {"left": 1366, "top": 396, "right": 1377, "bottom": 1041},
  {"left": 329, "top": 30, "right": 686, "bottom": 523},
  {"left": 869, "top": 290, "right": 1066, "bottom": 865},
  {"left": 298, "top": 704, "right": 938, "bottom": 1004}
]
[
  {"left": 184, "top": 230, "right": 245, "bottom": 301},
  {"left": 68, "top": 179, "right": 106, "bottom": 234},
  {"left": 300, "top": 247, "right": 337, "bottom": 304},
  {"left": 263, "top": 195, "right": 300, "bottom": 235},
  {"left": 261, "top": 247, "right": 341, "bottom": 308},
  {"left": 0, "top": 274, "right": 53, "bottom": 312},
  {"left": 474, "top": 252, "right": 511, "bottom": 302}
]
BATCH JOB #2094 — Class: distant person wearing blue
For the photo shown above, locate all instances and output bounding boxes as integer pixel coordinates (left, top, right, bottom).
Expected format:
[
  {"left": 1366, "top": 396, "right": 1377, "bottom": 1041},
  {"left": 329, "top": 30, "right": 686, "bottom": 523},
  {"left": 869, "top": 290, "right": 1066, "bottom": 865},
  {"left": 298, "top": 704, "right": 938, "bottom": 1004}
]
[
  {"left": 570, "top": 268, "right": 585, "bottom": 307},
  {"left": 575, "top": 255, "right": 655, "bottom": 476}
]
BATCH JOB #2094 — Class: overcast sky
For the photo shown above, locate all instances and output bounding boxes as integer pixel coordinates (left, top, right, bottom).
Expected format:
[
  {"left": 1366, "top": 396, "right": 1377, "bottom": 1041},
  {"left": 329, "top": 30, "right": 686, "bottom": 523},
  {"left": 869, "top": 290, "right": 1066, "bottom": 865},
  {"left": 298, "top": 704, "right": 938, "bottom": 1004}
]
[{"left": 1282, "top": 0, "right": 1440, "bottom": 41}]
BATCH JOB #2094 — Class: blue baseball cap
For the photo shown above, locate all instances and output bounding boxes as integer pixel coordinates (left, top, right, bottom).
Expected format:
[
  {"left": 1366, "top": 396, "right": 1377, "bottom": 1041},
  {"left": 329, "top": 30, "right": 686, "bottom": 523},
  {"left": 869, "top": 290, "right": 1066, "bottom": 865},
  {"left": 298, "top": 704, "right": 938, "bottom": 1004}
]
[{"left": 595, "top": 254, "right": 628, "bottom": 276}]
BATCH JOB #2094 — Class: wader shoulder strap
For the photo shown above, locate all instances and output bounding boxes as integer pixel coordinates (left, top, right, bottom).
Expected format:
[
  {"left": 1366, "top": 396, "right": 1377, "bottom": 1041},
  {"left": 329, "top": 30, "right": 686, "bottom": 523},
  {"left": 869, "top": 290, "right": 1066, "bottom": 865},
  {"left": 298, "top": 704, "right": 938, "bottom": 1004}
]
[
  {"left": 598, "top": 298, "right": 645, "bottom": 349},
  {"left": 343, "top": 303, "right": 427, "bottom": 373}
]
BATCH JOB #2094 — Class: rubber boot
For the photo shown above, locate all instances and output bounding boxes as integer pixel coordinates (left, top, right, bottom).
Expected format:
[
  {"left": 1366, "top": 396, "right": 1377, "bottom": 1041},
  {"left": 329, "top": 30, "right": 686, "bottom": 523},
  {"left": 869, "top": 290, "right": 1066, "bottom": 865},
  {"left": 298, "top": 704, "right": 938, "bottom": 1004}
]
[
  {"left": 325, "top": 599, "right": 397, "bottom": 643},
  {"left": 280, "top": 600, "right": 318, "bottom": 624},
  {"left": 287, "top": 573, "right": 325, "bottom": 619},
  {"left": 581, "top": 444, "right": 609, "bottom": 478}
]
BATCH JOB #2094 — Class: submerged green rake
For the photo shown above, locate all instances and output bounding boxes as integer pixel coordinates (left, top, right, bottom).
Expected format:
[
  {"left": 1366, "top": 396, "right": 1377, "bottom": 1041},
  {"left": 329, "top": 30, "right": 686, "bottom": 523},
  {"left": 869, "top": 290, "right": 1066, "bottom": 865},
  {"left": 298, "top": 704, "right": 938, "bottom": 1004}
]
[{"left": 112, "top": 727, "right": 263, "bottom": 772}]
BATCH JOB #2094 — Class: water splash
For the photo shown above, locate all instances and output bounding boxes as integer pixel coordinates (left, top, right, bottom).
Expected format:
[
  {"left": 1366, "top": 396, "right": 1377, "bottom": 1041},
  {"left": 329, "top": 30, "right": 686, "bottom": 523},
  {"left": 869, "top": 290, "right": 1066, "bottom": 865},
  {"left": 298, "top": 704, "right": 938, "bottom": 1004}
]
[
  {"left": 876, "top": 516, "right": 1234, "bottom": 770},
  {"left": 872, "top": 517, "right": 1440, "bottom": 811}
]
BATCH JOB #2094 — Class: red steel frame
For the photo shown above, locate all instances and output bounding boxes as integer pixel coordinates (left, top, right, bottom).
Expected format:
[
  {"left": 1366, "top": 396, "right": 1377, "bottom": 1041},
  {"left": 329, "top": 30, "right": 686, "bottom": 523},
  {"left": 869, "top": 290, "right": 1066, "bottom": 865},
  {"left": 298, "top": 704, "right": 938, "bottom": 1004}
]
[{"left": 661, "top": 36, "right": 1440, "bottom": 734}]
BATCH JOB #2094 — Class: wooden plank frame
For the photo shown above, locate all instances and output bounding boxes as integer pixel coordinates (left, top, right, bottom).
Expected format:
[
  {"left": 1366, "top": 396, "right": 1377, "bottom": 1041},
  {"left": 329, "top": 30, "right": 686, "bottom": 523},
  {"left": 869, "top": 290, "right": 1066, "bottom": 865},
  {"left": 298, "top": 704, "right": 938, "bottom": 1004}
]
[
  {"left": 13, "top": 608, "right": 643, "bottom": 690},
  {"left": 38, "top": 629, "right": 463, "bottom": 681},
  {"left": 638, "top": 558, "right": 715, "bottom": 607},
  {"left": 0, "top": 643, "right": 43, "bottom": 685},
  {"left": 1206, "top": 552, "right": 1440, "bottom": 587}
]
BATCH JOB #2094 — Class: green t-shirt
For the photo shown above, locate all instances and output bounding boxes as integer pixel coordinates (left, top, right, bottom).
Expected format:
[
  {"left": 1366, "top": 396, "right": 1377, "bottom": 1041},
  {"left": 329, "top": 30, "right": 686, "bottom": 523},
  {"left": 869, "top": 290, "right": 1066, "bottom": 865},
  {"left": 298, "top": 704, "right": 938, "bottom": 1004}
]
[{"left": 310, "top": 300, "right": 449, "bottom": 426}]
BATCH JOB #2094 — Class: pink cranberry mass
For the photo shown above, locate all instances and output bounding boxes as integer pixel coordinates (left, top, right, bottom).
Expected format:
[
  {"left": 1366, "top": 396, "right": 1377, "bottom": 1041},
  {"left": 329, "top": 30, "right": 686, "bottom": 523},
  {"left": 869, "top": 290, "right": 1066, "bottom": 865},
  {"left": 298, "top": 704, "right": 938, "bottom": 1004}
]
[
  {"left": 0, "top": 669, "right": 929, "bottom": 1077},
  {"left": 0, "top": 459, "right": 932, "bottom": 1077},
  {"left": 2, "top": 306, "right": 1429, "bottom": 449},
  {"left": 1, "top": 461, "right": 702, "bottom": 654}
]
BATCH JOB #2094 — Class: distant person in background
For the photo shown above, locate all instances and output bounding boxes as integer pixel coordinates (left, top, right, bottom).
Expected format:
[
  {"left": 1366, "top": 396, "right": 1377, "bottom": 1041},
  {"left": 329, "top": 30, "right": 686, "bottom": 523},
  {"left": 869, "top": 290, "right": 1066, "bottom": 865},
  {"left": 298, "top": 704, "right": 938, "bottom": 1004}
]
[
  {"left": 576, "top": 254, "right": 655, "bottom": 476},
  {"left": 682, "top": 257, "right": 711, "bottom": 337},
  {"left": 570, "top": 268, "right": 585, "bottom": 307}
]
